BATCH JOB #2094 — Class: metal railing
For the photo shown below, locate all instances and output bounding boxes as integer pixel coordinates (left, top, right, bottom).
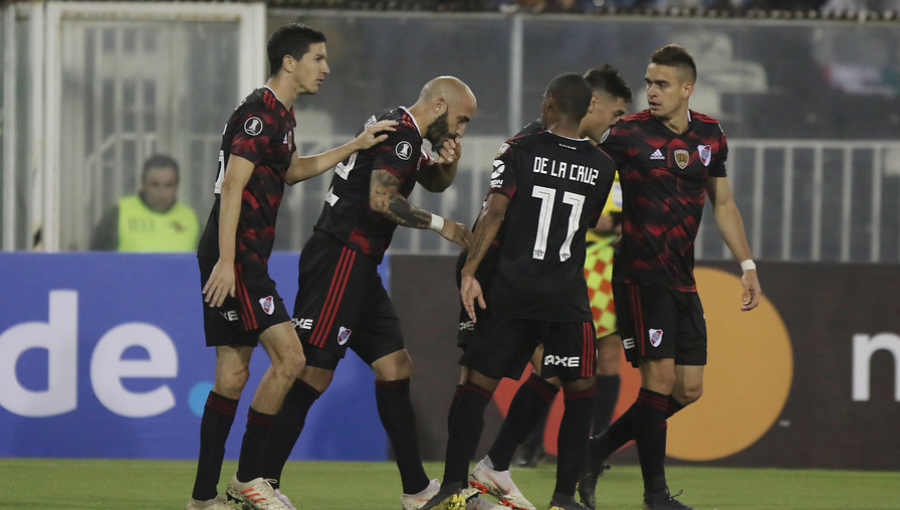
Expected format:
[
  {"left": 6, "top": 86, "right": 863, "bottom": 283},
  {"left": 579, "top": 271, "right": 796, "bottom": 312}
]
[{"left": 281, "top": 136, "right": 900, "bottom": 263}]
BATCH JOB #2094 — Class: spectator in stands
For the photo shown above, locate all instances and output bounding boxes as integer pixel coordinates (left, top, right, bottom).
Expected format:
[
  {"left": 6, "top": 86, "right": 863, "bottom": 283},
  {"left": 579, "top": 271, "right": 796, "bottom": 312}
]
[{"left": 90, "top": 154, "right": 200, "bottom": 252}]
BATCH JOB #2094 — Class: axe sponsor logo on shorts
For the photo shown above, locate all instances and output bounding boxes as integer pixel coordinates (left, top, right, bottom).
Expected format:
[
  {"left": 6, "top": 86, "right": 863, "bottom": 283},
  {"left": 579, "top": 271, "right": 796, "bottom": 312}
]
[
  {"left": 622, "top": 337, "right": 635, "bottom": 349},
  {"left": 543, "top": 355, "right": 580, "bottom": 367},
  {"left": 293, "top": 318, "right": 314, "bottom": 330},
  {"left": 219, "top": 309, "right": 240, "bottom": 322}
]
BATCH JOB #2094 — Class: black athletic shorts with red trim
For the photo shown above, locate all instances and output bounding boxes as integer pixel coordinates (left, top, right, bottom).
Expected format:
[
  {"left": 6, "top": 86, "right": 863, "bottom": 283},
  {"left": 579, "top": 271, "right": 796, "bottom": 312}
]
[
  {"left": 460, "top": 313, "right": 596, "bottom": 382},
  {"left": 198, "top": 255, "right": 292, "bottom": 347},
  {"left": 292, "top": 231, "right": 405, "bottom": 369},
  {"left": 613, "top": 281, "right": 707, "bottom": 367}
]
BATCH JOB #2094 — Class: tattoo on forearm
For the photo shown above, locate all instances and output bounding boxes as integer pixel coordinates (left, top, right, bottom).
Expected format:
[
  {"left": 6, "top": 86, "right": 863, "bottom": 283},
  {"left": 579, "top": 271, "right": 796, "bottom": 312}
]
[
  {"left": 371, "top": 170, "right": 432, "bottom": 228},
  {"left": 468, "top": 231, "right": 489, "bottom": 266}
]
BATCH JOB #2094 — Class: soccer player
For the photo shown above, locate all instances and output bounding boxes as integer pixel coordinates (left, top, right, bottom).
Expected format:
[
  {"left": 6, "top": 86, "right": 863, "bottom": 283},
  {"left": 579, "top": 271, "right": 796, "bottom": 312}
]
[
  {"left": 425, "top": 73, "right": 617, "bottom": 510},
  {"left": 188, "top": 23, "right": 396, "bottom": 510},
  {"left": 449, "top": 65, "right": 631, "bottom": 510},
  {"left": 579, "top": 44, "right": 762, "bottom": 510},
  {"left": 260, "top": 76, "right": 477, "bottom": 510},
  {"left": 497, "top": 65, "right": 633, "bottom": 471}
]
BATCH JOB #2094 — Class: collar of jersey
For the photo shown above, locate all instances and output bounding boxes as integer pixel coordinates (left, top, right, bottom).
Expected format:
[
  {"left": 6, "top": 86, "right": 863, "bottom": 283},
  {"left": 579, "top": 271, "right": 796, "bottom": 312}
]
[
  {"left": 263, "top": 86, "right": 288, "bottom": 110},
  {"left": 399, "top": 106, "right": 423, "bottom": 138},
  {"left": 544, "top": 129, "right": 590, "bottom": 143}
]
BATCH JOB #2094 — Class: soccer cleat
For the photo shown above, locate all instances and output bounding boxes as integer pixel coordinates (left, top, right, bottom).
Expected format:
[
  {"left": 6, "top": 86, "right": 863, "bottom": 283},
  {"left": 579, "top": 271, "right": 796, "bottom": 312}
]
[
  {"left": 184, "top": 495, "right": 231, "bottom": 510},
  {"left": 575, "top": 463, "right": 610, "bottom": 510},
  {"left": 469, "top": 457, "right": 536, "bottom": 510},
  {"left": 225, "top": 475, "right": 290, "bottom": 510},
  {"left": 402, "top": 479, "right": 442, "bottom": 510},
  {"left": 274, "top": 489, "right": 298, "bottom": 510},
  {"left": 548, "top": 493, "right": 592, "bottom": 510},
  {"left": 467, "top": 496, "right": 506, "bottom": 510},
  {"left": 421, "top": 487, "right": 482, "bottom": 510},
  {"left": 642, "top": 489, "right": 695, "bottom": 510}
]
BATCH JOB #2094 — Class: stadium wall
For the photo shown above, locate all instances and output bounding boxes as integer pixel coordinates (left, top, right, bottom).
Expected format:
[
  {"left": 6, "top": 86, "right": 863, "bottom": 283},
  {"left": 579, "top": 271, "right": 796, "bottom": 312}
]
[
  {"left": 1, "top": 253, "right": 898, "bottom": 469},
  {"left": 393, "top": 255, "right": 900, "bottom": 471}
]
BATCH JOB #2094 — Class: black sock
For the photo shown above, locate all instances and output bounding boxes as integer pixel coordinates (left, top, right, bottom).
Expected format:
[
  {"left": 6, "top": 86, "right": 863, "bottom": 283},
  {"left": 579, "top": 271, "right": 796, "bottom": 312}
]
[
  {"left": 666, "top": 395, "right": 685, "bottom": 418},
  {"left": 447, "top": 384, "right": 464, "bottom": 432},
  {"left": 488, "top": 374, "right": 558, "bottom": 471},
  {"left": 443, "top": 383, "right": 493, "bottom": 490},
  {"left": 376, "top": 378, "right": 430, "bottom": 495},
  {"left": 591, "top": 402, "right": 634, "bottom": 462},
  {"left": 236, "top": 407, "right": 277, "bottom": 483},
  {"left": 191, "top": 392, "right": 238, "bottom": 502},
  {"left": 554, "top": 386, "right": 595, "bottom": 498},
  {"left": 634, "top": 388, "right": 669, "bottom": 496},
  {"left": 591, "top": 375, "right": 620, "bottom": 434},
  {"left": 264, "top": 379, "right": 321, "bottom": 489}
]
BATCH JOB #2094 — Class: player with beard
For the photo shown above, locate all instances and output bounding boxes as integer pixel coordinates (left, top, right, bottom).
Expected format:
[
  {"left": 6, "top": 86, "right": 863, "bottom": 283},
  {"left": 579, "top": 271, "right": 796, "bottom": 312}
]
[{"left": 261, "top": 76, "right": 477, "bottom": 510}]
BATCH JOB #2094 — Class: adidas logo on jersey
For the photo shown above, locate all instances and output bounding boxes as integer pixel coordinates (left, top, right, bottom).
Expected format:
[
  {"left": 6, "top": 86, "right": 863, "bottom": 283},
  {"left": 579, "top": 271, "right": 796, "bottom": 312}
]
[{"left": 650, "top": 149, "right": 665, "bottom": 160}]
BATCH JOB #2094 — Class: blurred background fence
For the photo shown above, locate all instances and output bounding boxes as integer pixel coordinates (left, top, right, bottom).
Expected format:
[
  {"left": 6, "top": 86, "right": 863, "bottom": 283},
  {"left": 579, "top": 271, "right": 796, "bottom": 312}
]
[{"left": 3, "top": 1, "right": 900, "bottom": 261}]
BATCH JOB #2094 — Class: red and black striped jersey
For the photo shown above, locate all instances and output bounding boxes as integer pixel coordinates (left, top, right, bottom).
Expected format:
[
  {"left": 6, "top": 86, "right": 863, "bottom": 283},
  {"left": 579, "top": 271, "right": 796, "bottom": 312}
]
[
  {"left": 198, "top": 87, "right": 297, "bottom": 265},
  {"left": 602, "top": 109, "right": 728, "bottom": 291},
  {"left": 314, "top": 107, "right": 427, "bottom": 264},
  {"left": 486, "top": 131, "right": 616, "bottom": 322}
]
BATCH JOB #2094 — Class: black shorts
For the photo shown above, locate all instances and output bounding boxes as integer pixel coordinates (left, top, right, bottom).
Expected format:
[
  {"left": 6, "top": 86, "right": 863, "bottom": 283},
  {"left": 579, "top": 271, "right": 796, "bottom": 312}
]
[
  {"left": 292, "top": 232, "right": 404, "bottom": 369},
  {"left": 613, "top": 281, "right": 707, "bottom": 367},
  {"left": 460, "top": 314, "right": 596, "bottom": 382},
  {"left": 198, "top": 255, "right": 291, "bottom": 348},
  {"left": 456, "top": 251, "right": 494, "bottom": 350},
  {"left": 457, "top": 306, "right": 486, "bottom": 350}
]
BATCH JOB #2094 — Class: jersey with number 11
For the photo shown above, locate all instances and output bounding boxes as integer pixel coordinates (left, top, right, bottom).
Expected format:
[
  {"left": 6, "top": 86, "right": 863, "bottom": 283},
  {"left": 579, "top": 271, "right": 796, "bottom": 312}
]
[{"left": 487, "top": 131, "right": 616, "bottom": 321}]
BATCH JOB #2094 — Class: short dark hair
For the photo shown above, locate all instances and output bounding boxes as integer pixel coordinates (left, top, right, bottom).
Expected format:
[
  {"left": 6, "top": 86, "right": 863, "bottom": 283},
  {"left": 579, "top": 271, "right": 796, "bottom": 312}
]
[
  {"left": 142, "top": 154, "right": 179, "bottom": 182},
  {"left": 583, "top": 64, "right": 633, "bottom": 104},
  {"left": 267, "top": 23, "right": 327, "bottom": 77},
  {"left": 546, "top": 73, "right": 593, "bottom": 120},
  {"left": 651, "top": 44, "right": 697, "bottom": 83}
]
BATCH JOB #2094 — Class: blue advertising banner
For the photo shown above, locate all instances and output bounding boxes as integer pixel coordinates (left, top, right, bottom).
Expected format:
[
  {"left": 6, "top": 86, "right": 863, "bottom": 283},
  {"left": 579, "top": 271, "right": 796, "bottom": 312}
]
[{"left": 0, "top": 252, "right": 388, "bottom": 460}]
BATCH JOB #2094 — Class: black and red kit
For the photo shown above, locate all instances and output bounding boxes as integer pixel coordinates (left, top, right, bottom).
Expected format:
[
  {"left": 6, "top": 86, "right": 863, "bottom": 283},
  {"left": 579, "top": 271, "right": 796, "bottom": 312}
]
[
  {"left": 313, "top": 107, "right": 429, "bottom": 264},
  {"left": 602, "top": 109, "right": 728, "bottom": 291}
]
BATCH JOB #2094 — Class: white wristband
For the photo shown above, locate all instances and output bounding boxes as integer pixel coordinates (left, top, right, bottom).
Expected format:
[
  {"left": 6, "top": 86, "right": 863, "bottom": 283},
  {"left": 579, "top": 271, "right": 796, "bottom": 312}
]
[
  {"left": 740, "top": 259, "right": 757, "bottom": 272},
  {"left": 429, "top": 214, "right": 445, "bottom": 233}
]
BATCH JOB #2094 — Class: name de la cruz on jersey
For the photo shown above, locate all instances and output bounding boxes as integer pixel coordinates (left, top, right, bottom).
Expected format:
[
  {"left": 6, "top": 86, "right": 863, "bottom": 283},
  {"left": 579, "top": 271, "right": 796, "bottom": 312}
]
[{"left": 532, "top": 155, "right": 600, "bottom": 185}]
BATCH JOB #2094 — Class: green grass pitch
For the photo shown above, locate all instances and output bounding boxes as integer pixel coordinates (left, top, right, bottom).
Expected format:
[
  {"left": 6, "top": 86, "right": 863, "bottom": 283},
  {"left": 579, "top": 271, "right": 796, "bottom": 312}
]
[{"left": 0, "top": 458, "right": 896, "bottom": 509}]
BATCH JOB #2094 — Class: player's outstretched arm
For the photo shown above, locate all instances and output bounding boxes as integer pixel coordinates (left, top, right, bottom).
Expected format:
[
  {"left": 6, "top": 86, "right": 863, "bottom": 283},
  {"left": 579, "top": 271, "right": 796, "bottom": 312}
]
[
  {"left": 417, "top": 137, "right": 462, "bottom": 192},
  {"left": 203, "top": 155, "right": 254, "bottom": 308},
  {"left": 460, "top": 193, "right": 509, "bottom": 322},
  {"left": 706, "top": 176, "right": 762, "bottom": 311},
  {"left": 369, "top": 168, "right": 472, "bottom": 248},
  {"left": 285, "top": 120, "right": 397, "bottom": 185}
]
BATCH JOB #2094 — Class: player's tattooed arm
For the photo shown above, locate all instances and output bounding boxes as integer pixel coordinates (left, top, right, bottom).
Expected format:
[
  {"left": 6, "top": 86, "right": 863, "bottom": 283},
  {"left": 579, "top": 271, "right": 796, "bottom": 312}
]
[
  {"left": 417, "top": 137, "right": 462, "bottom": 192},
  {"left": 369, "top": 169, "right": 432, "bottom": 228}
]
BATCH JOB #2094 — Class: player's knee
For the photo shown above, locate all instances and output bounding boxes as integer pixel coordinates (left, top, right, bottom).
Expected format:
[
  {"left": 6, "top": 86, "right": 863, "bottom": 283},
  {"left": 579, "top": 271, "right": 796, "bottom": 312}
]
[
  {"left": 215, "top": 366, "right": 250, "bottom": 397},
  {"left": 595, "top": 350, "right": 620, "bottom": 376},
  {"left": 675, "top": 384, "right": 703, "bottom": 406},
  {"left": 280, "top": 347, "right": 306, "bottom": 380}
]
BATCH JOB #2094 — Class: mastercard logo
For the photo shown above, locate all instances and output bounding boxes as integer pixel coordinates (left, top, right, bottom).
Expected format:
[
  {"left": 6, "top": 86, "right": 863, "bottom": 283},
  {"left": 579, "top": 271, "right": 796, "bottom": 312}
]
[{"left": 492, "top": 266, "right": 793, "bottom": 461}]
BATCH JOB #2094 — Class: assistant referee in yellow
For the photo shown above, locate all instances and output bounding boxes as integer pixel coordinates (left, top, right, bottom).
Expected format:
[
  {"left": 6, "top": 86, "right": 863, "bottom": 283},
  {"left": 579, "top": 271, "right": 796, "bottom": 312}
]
[{"left": 90, "top": 154, "right": 199, "bottom": 252}]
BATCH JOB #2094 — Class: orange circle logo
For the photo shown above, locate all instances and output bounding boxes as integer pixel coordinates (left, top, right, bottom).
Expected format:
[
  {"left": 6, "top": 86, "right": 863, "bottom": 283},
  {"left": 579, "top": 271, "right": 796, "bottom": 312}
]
[{"left": 667, "top": 267, "right": 793, "bottom": 460}]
